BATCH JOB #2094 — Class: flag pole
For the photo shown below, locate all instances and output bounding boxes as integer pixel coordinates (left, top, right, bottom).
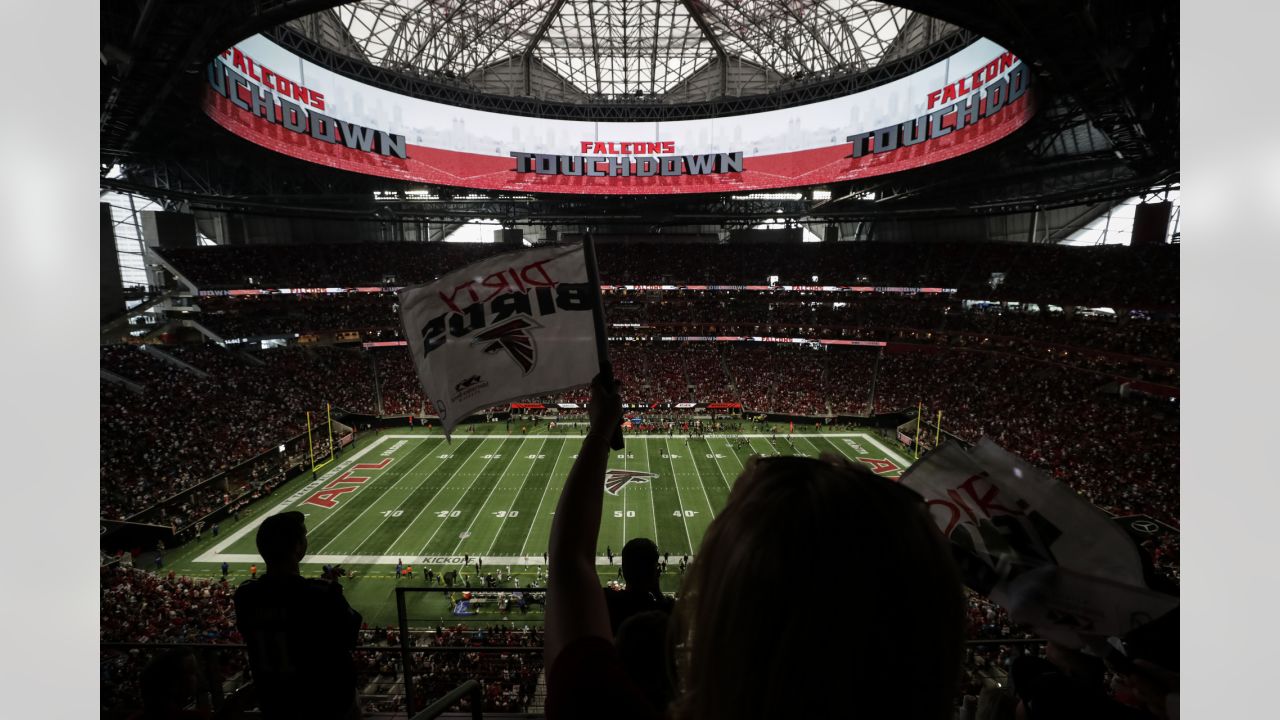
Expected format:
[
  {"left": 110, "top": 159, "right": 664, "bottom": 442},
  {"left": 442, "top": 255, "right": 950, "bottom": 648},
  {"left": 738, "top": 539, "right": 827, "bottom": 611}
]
[{"left": 581, "top": 232, "right": 625, "bottom": 450}]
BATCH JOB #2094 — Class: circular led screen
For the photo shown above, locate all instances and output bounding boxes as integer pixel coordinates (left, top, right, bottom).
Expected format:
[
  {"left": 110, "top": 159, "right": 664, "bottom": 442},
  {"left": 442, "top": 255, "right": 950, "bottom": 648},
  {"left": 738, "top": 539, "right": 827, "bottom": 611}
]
[{"left": 204, "top": 34, "right": 1034, "bottom": 195}]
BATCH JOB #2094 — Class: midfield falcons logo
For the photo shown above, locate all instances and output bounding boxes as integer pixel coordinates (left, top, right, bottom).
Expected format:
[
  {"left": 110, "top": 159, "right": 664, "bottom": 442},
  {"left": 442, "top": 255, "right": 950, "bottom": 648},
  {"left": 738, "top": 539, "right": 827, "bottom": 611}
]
[
  {"left": 604, "top": 469, "right": 658, "bottom": 495},
  {"left": 473, "top": 316, "right": 541, "bottom": 375}
]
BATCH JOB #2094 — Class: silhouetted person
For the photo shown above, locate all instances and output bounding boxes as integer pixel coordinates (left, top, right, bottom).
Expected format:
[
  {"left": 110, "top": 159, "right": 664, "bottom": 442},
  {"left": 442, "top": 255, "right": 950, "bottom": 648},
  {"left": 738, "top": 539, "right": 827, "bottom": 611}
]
[
  {"left": 615, "top": 610, "right": 675, "bottom": 714},
  {"left": 603, "top": 537, "right": 674, "bottom": 635},
  {"left": 130, "top": 648, "right": 208, "bottom": 719},
  {"left": 130, "top": 648, "right": 253, "bottom": 720},
  {"left": 545, "top": 376, "right": 964, "bottom": 720},
  {"left": 233, "top": 511, "right": 362, "bottom": 719}
]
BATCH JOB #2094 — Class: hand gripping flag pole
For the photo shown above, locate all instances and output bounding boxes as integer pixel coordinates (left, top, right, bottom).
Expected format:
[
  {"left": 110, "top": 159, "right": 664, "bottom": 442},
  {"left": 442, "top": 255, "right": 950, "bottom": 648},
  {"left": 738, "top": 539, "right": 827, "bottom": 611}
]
[{"left": 581, "top": 232, "right": 625, "bottom": 450}]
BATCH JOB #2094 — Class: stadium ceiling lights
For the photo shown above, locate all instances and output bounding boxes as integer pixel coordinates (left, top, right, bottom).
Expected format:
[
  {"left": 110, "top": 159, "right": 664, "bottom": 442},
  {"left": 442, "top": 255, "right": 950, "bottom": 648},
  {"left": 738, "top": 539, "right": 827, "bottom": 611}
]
[{"left": 328, "top": 0, "right": 912, "bottom": 97}]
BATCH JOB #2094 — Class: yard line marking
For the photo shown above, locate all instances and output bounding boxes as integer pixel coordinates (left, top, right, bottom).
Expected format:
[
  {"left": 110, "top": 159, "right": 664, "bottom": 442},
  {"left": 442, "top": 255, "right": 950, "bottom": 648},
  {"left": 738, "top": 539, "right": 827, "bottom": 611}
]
[
  {"left": 746, "top": 436, "right": 777, "bottom": 460},
  {"left": 707, "top": 438, "right": 738, "bottom": 494},
  {"left": 314, "top": 439, "right": 446, "bottom": 555},
  {"left": 413, "top": 437, "right": 515, "bottom": 557},
  {"left": 661, "top": 438, "right": 695, "bottom": 553},
  {"left": 445, "top": 436, "right": 532, "bottom": 556},
  {"left": 211, "top": 553, "right": 601, "bottom": 566},
  {"left": 386, "top": 437, "right": 497, "bottom": 559},
  {"left": 640, "top": 435, "right": 659, "bottom": 545},
  {"left": 721, "top": 436, "right": 751, "bottom": 472},
  {"left": 793, "top": 435, "right": 830, "bottom": 459},
  {"left": 858, "top": 433, "right": 914, "bottom": 469},
  {"left": 519, "top": 439, "right": 570, "bottom": 559},
  {"left": 621, "top": 439, "right": 629, "bottom": 548},
  {"left": 802, "top": 433, "right": 913, "bottom": 476},
  {"left": 689, "top": 442, "right": 719, "bottom": 520},
  {"left": 356, "top": 438, "right": 486, "bottom": 559},
  {"left": 485, "top": 437, "right": 548, "bottom": 557},
  {"left": 377, "top": 433, "right": 894, "bottom": 440}
]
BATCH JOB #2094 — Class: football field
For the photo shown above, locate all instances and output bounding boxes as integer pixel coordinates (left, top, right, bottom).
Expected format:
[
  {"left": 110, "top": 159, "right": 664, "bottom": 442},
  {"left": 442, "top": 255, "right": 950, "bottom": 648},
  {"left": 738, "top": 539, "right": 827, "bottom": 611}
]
[{"left": 172, "top": 425, "right": 913, "bottom": 625}]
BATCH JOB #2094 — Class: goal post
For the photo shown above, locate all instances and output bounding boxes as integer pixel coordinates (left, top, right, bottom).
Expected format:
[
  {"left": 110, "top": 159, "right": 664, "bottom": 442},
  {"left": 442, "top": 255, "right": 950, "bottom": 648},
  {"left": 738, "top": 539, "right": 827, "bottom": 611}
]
[{"left": 308, "top": 407, "right": 336, "bottom": 473}]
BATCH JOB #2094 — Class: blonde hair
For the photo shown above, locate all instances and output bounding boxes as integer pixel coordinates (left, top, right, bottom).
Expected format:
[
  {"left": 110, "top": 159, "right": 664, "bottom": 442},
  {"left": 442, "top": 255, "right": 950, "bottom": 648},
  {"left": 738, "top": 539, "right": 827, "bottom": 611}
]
[{"left": 668, "top": 454, "right": 964, "bottom": 719}]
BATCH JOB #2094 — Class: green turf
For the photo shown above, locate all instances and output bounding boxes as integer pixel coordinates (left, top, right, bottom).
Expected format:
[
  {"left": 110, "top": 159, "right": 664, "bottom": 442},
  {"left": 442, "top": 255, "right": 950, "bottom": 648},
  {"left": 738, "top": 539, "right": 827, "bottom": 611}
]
[{"left": 160, "top": 423, "right": 916, "bottom": 627}]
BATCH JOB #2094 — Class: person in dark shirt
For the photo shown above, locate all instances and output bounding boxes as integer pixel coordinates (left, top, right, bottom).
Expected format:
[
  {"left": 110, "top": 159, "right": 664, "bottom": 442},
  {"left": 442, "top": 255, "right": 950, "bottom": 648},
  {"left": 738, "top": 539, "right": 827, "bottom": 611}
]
[
  {"left": 233, "top": 511, "right": 362, "bottom": 719},
  {"left": 603, "top": 538, "right": 673, "bottom": 636}
]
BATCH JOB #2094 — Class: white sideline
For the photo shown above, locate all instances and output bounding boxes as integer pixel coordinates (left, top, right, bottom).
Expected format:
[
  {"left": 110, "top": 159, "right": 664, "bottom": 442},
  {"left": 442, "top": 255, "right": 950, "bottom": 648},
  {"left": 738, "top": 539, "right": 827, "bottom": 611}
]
[
  {"left": 194, "top": 432, "right": 913, "bottom": 565},
  {"left": 194, "top": 435, "right": 392, "bottom": 563},
  {"left": 377, "top": 432, "right": 898, "bottom": 439}
]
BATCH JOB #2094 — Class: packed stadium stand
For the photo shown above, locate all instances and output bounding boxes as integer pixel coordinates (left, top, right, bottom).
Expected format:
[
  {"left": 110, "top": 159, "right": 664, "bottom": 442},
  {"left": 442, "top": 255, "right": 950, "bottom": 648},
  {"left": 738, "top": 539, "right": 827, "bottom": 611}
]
[{"left": 100, "top": 0, "right": 1179, "bottom": 717}]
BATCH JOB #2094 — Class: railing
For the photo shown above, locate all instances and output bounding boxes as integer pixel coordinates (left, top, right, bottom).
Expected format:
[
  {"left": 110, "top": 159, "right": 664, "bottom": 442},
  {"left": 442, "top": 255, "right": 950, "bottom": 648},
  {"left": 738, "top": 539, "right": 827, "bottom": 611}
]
[
  {"left": 100, "top": 640, "right": 542, "bottom": 719},
  {"left": 100, "top": 633, "right": 1045, "bottom": 718},
  {"left": 412, "top": 679, "right": 483, "bottom": 720}
]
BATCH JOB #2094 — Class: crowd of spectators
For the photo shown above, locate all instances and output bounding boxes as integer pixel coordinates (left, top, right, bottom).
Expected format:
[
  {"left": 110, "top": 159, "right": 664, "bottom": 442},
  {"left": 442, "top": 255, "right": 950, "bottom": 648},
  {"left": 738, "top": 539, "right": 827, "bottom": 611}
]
[
  {"left": 368, "top": 348, "right": 431, "bottom": 415},
  {"left": 957, "top": 592, "right": 1043, "bottom": 707},
  {"left": 101, "top": 565, "right": 240, "bottom": 644},
  {"left": 101, "top": 344, "right": 366, "bottom": 520},
  {"left": 874, "top": 347, "right": 1178, "bottom": 523},
  {"left": 100, "top": 344, "right": 174, "bottom": 383},
  {"left": 99, "top": 565, "right": 544, "bottom": 717},
  {"left": 178, "top": 289, "right": 1178, "bottom": 389},
  {"left": 722, "top": 345, "right": 828, "bottom": 414},
  {"left": 113, "top": 216, "right": 1183, "bottom": 719},
  {"left": 681, "top": 343, "right": 734, "bottom": 398},
  {"left": 346, "top": 623, "right": 543, "bottom": 715},
  {"left": 102, "top": 335, "right": 1176, "bottom": 527},
  {"left": 410, "top": 624, "right": 543, "bottom": 713},
  {"left": 197, "top": 293, "right": 397, "bottom": 339},
  {"left": 644, "top": 344, "right": 693, "bottom": 403},
  {"left": 99, "top": 566, "right": 245, "bottom": 718},
  {"left": 825, "top": 348, "right": 879, "bottom": 414},
  {"left": 161, "top": 240, "right": 1178, "bottom": 308},
  {"left": 105, "top": 240, "right": 1180, "bottom": 531}
]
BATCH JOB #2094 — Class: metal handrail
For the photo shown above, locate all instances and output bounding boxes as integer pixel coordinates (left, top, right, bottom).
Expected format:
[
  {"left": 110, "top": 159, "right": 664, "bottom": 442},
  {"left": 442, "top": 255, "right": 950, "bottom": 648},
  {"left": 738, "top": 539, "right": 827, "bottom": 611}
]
[
  {"left": 101, "top": 635, "right": 1045, "bottom": 718},
  {"left": 100, "top": 638, "right": 1043, "bottom": 652},
  {"left": 100, "top": 642, "right": 540, "bottom": 653},
  {"left": 410, "top": 679, "right": 483, "bottom": 720}
]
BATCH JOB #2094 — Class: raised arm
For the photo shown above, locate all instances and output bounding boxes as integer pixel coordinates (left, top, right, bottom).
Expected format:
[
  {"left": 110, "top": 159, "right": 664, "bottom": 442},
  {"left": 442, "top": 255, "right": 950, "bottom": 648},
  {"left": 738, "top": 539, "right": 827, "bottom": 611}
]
[{"left": 545, "top": 374, "right": 622, "bottom": 670}]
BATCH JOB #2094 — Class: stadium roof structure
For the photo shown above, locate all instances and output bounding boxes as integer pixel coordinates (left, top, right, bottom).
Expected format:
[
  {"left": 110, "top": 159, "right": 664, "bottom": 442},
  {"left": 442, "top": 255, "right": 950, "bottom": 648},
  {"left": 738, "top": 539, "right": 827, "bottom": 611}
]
[
  {"left": 101, "top": 0, "right": 1178, "bottom": 226},
  {"left": 308, "top": 1, "right": 924, "bottom": 99}
]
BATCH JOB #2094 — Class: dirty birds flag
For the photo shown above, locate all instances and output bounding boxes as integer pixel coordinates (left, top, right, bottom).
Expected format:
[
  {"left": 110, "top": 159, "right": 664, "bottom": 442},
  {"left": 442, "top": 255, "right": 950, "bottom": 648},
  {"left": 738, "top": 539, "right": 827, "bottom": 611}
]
[
  {"left": 398, "top": 244, "right": 601, "bottom": 438},
  {"left": 900, "top": 438, "right": 1178, "bottom": 650}
]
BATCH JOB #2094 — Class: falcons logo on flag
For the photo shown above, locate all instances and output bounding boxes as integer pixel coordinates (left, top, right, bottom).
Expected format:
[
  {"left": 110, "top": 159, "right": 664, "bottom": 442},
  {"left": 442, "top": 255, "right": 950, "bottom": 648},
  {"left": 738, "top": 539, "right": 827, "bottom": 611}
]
[
  {"left": 473, "top": 316, "right": 541, "bottom": 375},
  {"left": 604, "top": 469, "right": 658, "bottom": 495}
]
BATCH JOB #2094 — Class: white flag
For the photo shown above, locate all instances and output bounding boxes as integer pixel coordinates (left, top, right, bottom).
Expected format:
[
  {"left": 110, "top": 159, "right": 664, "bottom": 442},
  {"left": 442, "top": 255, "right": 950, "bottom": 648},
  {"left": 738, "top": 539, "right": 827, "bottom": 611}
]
[
  {"left": 397, "top": 244, "right": 601, "bottom": 437},
  {"left": 901, "top": 439, "right": 1178, "bottom": 649}
]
